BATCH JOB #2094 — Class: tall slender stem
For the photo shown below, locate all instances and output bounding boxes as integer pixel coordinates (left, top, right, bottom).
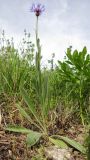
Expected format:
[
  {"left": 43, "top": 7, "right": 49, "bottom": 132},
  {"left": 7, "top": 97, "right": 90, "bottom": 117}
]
[
  {"left": 35, "top": 14, "right": 48, "bottom": 134},
  {"left": 36, "top": 16, "right": 38, "bottom": 45}
]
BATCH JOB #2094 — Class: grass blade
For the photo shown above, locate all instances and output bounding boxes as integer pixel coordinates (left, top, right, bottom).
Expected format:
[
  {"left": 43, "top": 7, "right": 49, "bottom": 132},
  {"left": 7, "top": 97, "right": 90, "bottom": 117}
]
[
  {"left": 20, "top": 88, "right": 44, "bottom": 131},
  {"left": 17, "top": 103, "right": 43, "bottom": 132}
]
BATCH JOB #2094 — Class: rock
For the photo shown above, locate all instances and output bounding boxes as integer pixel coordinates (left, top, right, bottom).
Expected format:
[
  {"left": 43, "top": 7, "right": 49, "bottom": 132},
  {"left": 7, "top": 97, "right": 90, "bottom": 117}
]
[{"left": 45, "top": 146, "right": 71, "bottom": 160}]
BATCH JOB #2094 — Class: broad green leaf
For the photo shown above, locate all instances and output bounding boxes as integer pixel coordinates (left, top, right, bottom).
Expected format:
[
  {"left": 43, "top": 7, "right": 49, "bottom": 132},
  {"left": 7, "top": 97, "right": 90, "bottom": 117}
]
[
  {"left": 6, "top": 126, "right": 42, "bottom": 135},
  {"left": 26, "top": 131, "right": 42, "bottom": 146},
  {"left": 49, "top": 137, "right": 68, "bottom": 149},
  {"left": 73, "top": 50, "right": 78, "bottom": 61},
  {"left": 52, "top": 135, "right": 86, "bottom": 154},
  {"left": 6, "top": 126, "right": 42, "bottom": 147},
  {"left": 66, "top": 60, "right": 73, "bottom": 65},
  {"left": 82, "top": 47, "right": 87, "bottom": 55},
  {"left": 66, "top": 47, "right": 73, "bottom": 62}
]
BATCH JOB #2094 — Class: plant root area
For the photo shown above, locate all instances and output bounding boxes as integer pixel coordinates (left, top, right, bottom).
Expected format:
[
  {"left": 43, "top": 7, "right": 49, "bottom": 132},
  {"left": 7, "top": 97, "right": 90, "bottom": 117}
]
[{"left": 0, "top": 103, "right": 86, "bottom": 160}]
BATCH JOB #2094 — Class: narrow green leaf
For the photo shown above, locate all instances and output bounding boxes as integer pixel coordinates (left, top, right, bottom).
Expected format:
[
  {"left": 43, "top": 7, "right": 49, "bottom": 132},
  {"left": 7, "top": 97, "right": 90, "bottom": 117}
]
[
  {"left": 6, "top": 126, "right": 33, "bottom": 134},
  {"left": 2, "top": 73, "right": 12, "bottom": 90},
  {"left": 17, "top": 104, "right": 43, "bottom": 131},
  {"left": 20, "top": 88, "right": 36, "bottom": 115},
  {"left": 20, "top": 88, "right": 44, "bottom": 130},
  {"left": 51, "top": 135, "right": 86, "bottom": 154},
  {"left": 49, "top": 137, "right": 68, "bottom": 149},
  {"left": 60, "top": 136, "right": 86, "bottom": 154},
  {"left": 17, "top": 104, "right": 31, "bottom": 121}
]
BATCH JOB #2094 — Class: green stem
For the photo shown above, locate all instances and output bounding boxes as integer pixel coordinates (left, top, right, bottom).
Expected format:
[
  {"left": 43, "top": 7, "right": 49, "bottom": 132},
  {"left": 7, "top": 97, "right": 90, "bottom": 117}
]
[
  {"left": 36, "top": 16, "right": 38, "bottom": 46},
  {"left": 79, "top": 79, "right": 84, "bottom": 126},
  {"left": 35, "top": 16, "right": 48, "bottom": 135}
]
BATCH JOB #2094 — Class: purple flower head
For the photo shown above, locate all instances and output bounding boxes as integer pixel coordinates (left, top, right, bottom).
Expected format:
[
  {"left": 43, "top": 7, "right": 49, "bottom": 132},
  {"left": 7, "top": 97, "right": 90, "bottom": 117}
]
[{"left": 31, "top": 3, "right": 45, "bottom": 17}]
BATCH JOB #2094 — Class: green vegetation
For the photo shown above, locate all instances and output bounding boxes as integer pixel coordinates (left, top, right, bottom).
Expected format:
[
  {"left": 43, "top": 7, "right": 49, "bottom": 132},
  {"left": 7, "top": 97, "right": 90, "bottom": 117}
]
[
  {"left": 0, "top": 5, "right": 90, "bottom": 159},
  {"left": 0, "top": 30, "right": 89, "bottom": 159}
]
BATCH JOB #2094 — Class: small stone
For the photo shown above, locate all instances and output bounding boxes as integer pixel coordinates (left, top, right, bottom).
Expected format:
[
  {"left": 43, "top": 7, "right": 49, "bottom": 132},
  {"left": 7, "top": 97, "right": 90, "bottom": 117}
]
[
  {"left": 8, "top": 150, "right": 12, "bottom": 156},
  {"left": 45, "top": 146, "right": 71, "bottom": 160}
]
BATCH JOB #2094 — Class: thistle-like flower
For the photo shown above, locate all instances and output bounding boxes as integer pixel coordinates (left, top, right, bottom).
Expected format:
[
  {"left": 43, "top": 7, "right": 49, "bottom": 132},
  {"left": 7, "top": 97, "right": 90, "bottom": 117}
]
[{"left": 31, "top": 3, "right": 45, "bottom": 17}]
